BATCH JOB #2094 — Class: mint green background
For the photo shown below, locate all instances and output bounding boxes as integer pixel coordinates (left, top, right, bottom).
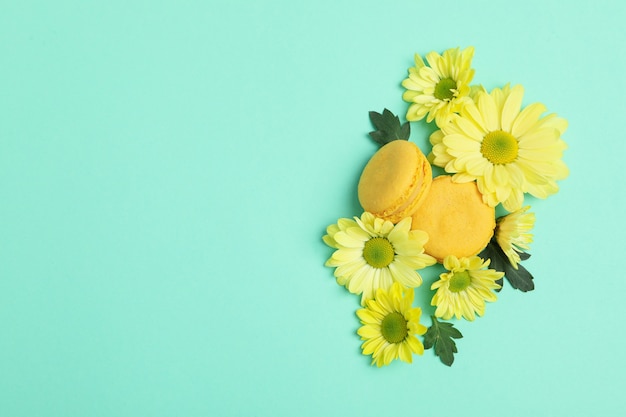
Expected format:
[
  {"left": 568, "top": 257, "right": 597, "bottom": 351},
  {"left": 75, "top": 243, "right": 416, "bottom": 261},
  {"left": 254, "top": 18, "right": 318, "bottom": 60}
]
[{"left": 1, "top": 1, "right": 625, "bottom": 416}]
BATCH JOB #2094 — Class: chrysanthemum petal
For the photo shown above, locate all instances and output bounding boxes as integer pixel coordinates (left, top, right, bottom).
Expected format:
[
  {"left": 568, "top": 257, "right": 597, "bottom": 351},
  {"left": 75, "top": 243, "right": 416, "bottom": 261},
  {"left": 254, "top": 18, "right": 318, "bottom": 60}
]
[
  {"left": 389, "top": 261, "right": 423, "bottom": 288},
  {"left": 387, "top": 217, "right": 411, "bottom": 241},
  {"left": 464, "top": 155, "right": 490, "bottom": 176},
  {"left": 399, "top": 342, "right": 412, "bottom": 363},
  {"left": 330, "top": 248, "right": 363, "bottom": 263},
  {"left": 444, "top": 134, "right": 482, "bottom": 153},
  {"left": 357, "top": 307, "right": 383, "bottom": 325},
  {"left": 460, "top": 101, "right": 486, "bottom": 131},
  {"left": 406, "top": 335, "right": 424, "bottom": 355},
  {"left": 511, "top": 102, "right": 547, "bottom": 137},
  {"left": 395, "top": 254, "right": 434, "bottom": 270},
  {"left": 334, "top": 258, "right": 366, "bottom": 278},
  {"left": 477, "top": 91, "right": 499, "bottom": 131},
  {"left": 358, "top": 324, "right": 382, "bottom": 339},
  {"left": 345, "top": 225, "right": 371, "bottom": 242},
  {"left": 362, "top": 336, "right": 385, "bottom": 356},
  {"left": 503, "top": 188, "right": 524, "bottom": 212},
  {"left": 491, "top": 84, "right": 511, "bottom": 114},
  {"left": 322, "top": 234, "right": 338, "bottom": 249},
  {"left": 501, "top": 85, "right": 524, "bottom": 132},
  {"left": 452, "top": 172, "right": 478, "bottom": 183},
  {"left": 493, "top": 164, "right": 510, "bottom": 186},
  {"left": 455, "top": 116, "right": 485, "bottom": 141},
  {"left": 347, "top": 264, "right": 373, "bottom": 295},
  {"left": 333, "top": 231, "right": 365, "bottom": 248}
]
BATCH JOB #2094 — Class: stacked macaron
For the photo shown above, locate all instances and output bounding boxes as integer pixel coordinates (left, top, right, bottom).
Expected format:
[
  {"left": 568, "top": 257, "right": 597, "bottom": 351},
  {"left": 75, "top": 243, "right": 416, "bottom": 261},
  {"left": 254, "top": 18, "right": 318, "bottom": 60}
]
[
  {"left": 358, "top": 140, "right": 495, "bottom": 262},
  {"left": 358, "top": 140, "right": 432, "bottom": 224}
]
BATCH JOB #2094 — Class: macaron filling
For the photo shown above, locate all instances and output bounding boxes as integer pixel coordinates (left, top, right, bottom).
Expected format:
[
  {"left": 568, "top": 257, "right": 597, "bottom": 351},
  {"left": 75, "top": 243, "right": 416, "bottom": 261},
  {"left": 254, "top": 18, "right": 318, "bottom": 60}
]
[{"left": 383, "top": 167, "right": 430, "bottom": 221}]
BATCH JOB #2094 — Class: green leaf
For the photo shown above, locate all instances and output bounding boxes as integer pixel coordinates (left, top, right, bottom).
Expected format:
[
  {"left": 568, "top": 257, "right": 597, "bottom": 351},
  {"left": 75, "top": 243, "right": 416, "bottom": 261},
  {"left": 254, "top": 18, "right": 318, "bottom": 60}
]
[
  {"left": 478, "top": 240, "right": 535, "bottom": 292},
  {"left": 423, "top": 316, "right": 463, "bottom": 367},
  {"left": 368, "top": 109, "right": 411, "bottom": 146}
]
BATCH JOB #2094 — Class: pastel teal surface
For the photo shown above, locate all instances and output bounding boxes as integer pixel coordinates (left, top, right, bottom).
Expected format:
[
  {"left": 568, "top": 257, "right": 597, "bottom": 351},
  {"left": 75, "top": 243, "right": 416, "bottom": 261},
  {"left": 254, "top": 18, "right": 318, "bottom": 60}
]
[{"left": 1, "top": 0, "right": 625, "bottom": 416}]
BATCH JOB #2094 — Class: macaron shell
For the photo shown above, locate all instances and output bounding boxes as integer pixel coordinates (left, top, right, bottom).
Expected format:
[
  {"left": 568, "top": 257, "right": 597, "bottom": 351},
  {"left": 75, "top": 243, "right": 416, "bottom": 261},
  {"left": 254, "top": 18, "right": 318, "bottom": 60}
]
[
  {"left": 357, "top": 140, "right": 432, "bottom": 223},
  {"left": 411, "top": 175, "right": 495, "bottom": 262}
]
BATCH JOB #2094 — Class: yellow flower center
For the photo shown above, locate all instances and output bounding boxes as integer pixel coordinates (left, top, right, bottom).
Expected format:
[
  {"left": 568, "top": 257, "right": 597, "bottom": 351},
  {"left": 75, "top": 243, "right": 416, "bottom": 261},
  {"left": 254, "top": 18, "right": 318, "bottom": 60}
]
[
  {"left": 481, "top": 130, "right": 519, "bottom": 164},
  {"left": 363, "top": 237, "right": 395, "bottom": 268},
  {"left": 381, "top": 311, "right": 408, "bottom": 344},
  {"left": 434, "top": 77, "right": 457, "bottom": 101},
  {"left": 449, "top": 271, "right": 471, "bottom": 293}
]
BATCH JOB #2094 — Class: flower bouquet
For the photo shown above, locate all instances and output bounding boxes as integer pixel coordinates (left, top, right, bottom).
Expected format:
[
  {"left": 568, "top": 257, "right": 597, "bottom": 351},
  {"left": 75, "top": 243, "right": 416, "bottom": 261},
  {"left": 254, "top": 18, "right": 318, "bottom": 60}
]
[{"left": 323, "top": 47, "right": 568, "bottom": 367}]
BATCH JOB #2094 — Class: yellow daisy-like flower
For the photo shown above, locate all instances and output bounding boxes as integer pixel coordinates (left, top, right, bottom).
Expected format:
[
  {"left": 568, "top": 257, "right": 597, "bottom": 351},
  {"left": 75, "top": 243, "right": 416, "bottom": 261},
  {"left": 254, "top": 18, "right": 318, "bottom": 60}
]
[
  {"left": 431, "top": 255, "right": 503, "bottom": 321},
  {"left": 356, "top": 282, "right": 426, "bottom": 367},
  {"left": 429, "top": 84, "right": 569, "bottom": 211},
  {"left": 495, "top": 206, "right": 535, "bottom": 269},
  {"left": 323, "top": 212, "right": 436, "bottom": 304},
  {"left": 401, "top": 46, "right": 475, "bottom": 126}
]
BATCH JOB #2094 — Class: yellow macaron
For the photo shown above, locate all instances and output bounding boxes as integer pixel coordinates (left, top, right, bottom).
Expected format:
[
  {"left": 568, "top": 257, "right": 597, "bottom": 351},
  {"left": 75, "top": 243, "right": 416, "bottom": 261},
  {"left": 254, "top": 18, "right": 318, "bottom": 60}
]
[
  {"left": 411, "top": 175, "right": 495, "bottom": 262},
  {"left": 357, "top": 140, "right": 432, "bottom": 224}
]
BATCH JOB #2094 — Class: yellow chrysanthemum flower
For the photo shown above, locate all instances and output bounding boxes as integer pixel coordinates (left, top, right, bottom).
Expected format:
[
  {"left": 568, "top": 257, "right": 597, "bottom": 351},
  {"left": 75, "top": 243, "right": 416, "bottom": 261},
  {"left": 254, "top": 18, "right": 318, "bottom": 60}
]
[
  {"left": 356, "top": 282, "right": 426, "bottom": 367},
  {"left": 495, "top": 206, "right": 535, "bottom": 269},
  {"left": 402, "top": 46, "right": 475, "bottom": 126},
  {"left": 429, "top": 84, "right": 569, "bottom": 211},
  {"left": 323, "top": 212, "right": 436, "bottom": 304},
  {"left": 431, "top": 255, "right": 503, "bottom": 321}
]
